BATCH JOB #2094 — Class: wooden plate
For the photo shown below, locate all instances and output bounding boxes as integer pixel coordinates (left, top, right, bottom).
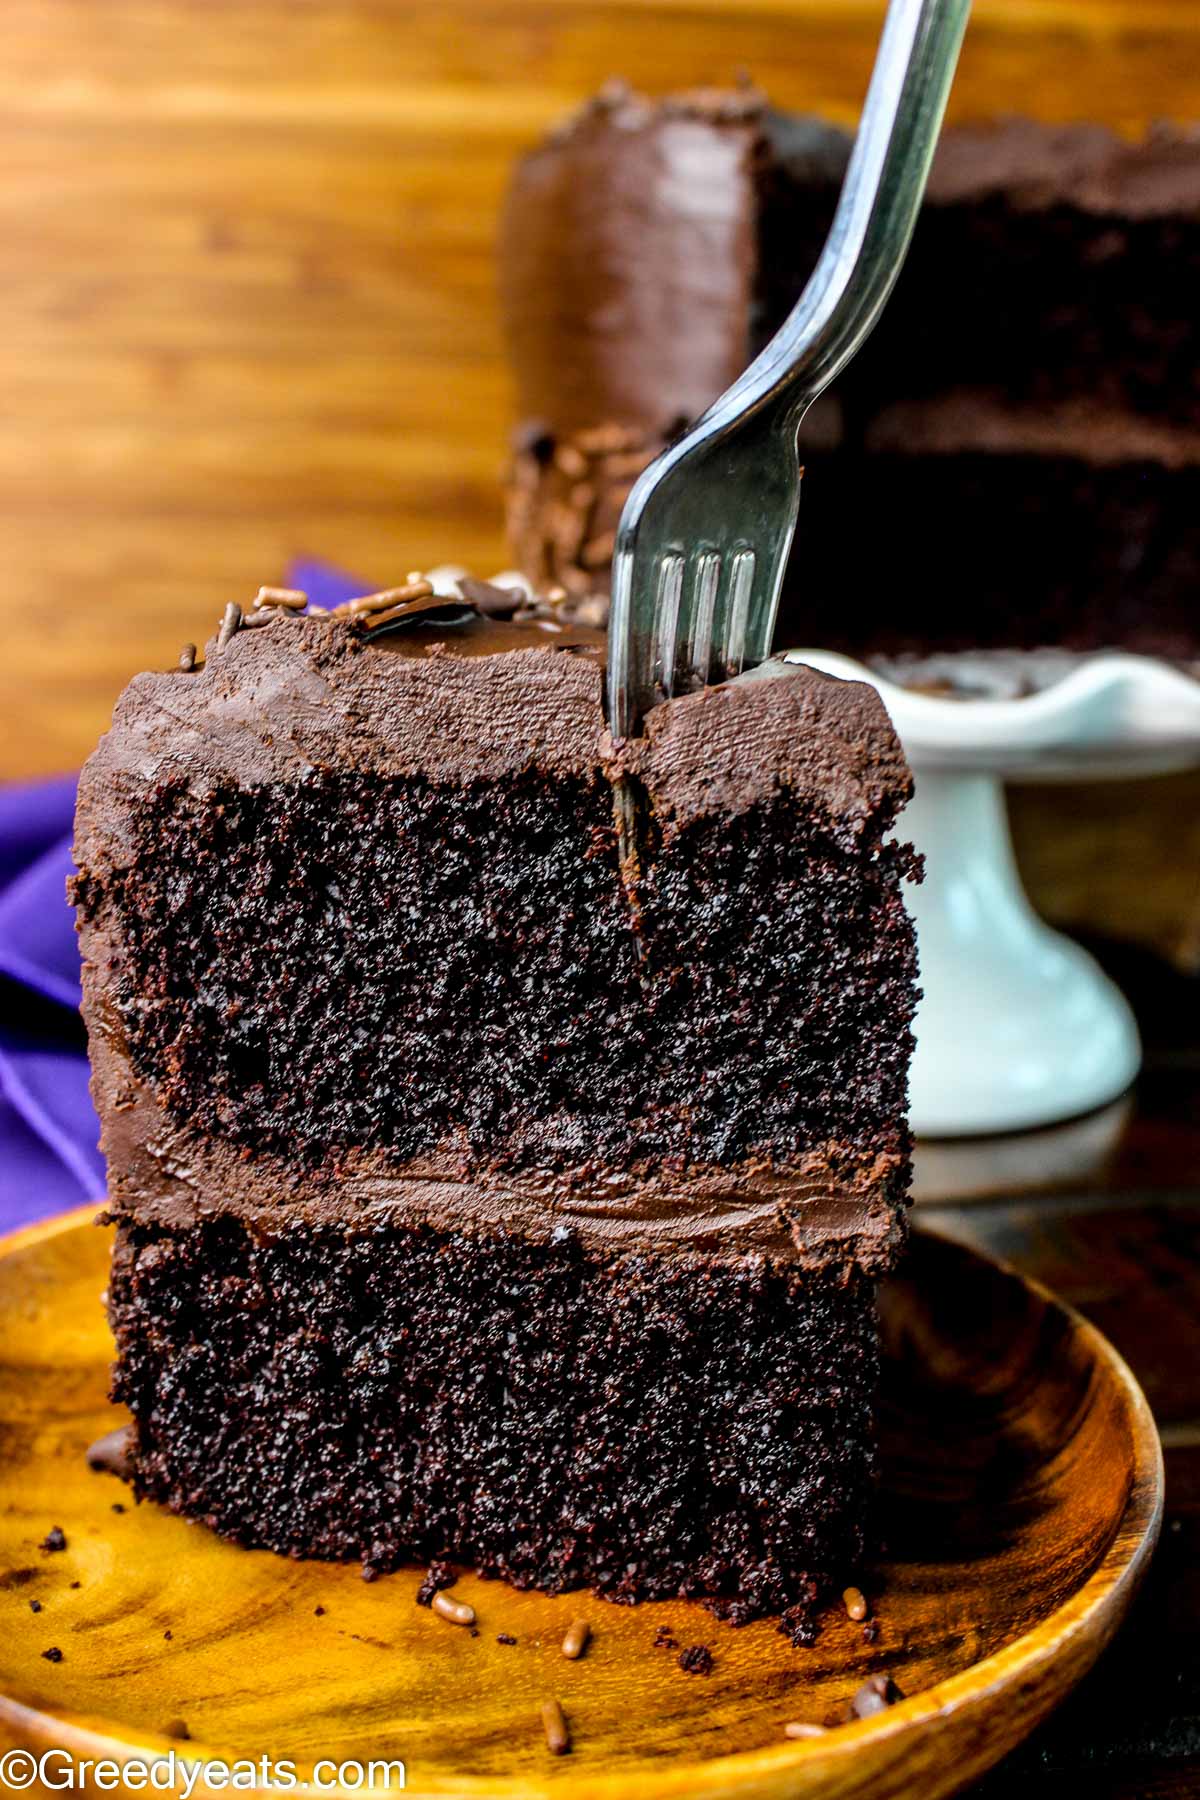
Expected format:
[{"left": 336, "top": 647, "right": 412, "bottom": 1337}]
[{"left": 0, "top": 1209, "right": 1162, "bottom": 1800}]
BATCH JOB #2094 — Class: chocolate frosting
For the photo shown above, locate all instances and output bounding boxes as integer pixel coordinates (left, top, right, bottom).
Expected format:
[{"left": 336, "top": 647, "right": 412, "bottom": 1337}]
[
  {"left": 76, "top": 599, "right": 912, "bottom": 1276},
  {"left": 501, "top": 88, "right": 1200, "bottom": 449},
  {"left": 615, "top": 658, "right": 911, "bottom": 844},
  {"left": 500, "top": 85, "right": 765, "bottom": 438},
  {"left": 78, "top": 607, "right": 909, "bottom": 851},
  {"left": 923, "top": 117, "right": 1200, "bottom": 217},
  {"left": 89, "top": 1059, "right": 906, "bottom": 1273},
  {"left": 864, "top": 390, "right": 1200, "bottom": 471},
  {"left": 77, "top": 611, "right": 607, "bottom": 868}
]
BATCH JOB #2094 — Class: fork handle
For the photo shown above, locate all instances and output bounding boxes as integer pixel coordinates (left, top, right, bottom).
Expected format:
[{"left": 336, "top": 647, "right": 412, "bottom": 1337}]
[{"left": 714, "top": 0, "right": 970, "bottom": 424}]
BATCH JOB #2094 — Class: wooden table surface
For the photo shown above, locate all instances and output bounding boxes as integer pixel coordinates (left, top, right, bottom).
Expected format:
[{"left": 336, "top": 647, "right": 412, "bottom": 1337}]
[{"left": 923, "top": 935, "right": 1200, "bottom": 1799}]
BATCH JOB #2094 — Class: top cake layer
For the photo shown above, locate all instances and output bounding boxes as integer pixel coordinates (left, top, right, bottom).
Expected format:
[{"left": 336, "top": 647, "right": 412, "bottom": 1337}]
[
  {"left": 73, "top": 585, "right": 918, "bottom": 1276},
  {"left": 502, "top": 85, "right": 1200, "bottom": 442}
]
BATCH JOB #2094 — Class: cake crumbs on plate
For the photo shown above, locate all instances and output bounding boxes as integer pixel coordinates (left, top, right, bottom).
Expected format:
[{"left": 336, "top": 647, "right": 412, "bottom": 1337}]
[
  {"left": 678, "top": 1644, "right": 713, "bottom": 1676},
  {"left": 846, "top": 1673, "right": 904, "bottom": 1720},
  {"left": 86, "top": 1426, "right": 133, "bottom": 1479},
  {"left": 415, "top": 1562, "right": 456, "bottom": 1607}
]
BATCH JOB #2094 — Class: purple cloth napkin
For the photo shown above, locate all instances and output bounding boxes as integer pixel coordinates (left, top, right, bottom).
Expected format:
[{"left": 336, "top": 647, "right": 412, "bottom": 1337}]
[
  {"left": 0, "top": 775, "right": 103, "bottom": 1226},
  {"left": 0, "top": 563, "right": 365, "bottom": 1231}
]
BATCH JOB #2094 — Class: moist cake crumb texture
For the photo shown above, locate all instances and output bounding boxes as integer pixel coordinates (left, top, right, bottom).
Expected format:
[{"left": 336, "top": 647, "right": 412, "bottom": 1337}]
[
  {"left": 81, "top": 771, "right": 914, "bottom": 1177},
  {"left": 109, "top": 1215, "right": 879, "bottom": 1641}
]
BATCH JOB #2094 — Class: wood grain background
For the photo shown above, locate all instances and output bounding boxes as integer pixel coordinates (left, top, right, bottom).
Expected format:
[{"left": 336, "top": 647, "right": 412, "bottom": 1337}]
[{"left": 1, "top": 0, "right": 1198, "bottom": 957}]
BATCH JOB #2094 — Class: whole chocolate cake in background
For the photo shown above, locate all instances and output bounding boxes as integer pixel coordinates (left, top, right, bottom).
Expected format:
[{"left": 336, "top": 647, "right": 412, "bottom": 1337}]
[
  {"left": 72, "top": 577, "right": 919, "bottom": 1640},
  {"left": 501, "top": 84, "right": 1200, "bottom": 663}
]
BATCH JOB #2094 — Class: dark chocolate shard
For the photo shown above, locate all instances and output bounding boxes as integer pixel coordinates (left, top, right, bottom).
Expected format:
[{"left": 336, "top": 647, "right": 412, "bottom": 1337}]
[
  {"left": 456, "top": 577, "right": 526, "bottom": 618},
  {"left": 361, "top": 596, "right": 477, "bottom": 637}
]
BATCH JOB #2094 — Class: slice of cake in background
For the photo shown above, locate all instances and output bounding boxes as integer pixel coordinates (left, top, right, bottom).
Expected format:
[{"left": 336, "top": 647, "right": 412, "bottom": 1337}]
[
  {"left": 501, "top": 84, "right": 1200, "bottom": 663},
  {"left": 71, "top": 578, "right": 919, "bottom": 1641}
]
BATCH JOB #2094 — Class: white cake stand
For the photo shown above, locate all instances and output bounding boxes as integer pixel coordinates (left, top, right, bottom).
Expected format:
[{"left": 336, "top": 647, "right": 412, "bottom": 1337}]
[{"left": 786, "top": 649, "right": 1200, "bottom": 1137}]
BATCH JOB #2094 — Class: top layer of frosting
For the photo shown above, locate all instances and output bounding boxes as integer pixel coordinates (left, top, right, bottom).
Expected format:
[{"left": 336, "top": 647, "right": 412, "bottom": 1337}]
[{"left": 79, "top": 596, "right": 911, "bottom": 850}]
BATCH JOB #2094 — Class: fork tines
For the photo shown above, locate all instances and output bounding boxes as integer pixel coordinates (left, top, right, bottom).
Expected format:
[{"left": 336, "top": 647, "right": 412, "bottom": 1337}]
[{"left": 650, "top": 547, "right": 757, "bottom": 702}]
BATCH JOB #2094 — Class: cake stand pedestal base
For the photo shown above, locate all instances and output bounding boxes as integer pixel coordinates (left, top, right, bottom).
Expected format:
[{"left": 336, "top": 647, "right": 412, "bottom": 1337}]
[
  {"left": 902, "top": 770, "right": 1140, "bottom": 1137},
  {"left": 790, "top": 646, "right": 1200, "bottom": 1136}
]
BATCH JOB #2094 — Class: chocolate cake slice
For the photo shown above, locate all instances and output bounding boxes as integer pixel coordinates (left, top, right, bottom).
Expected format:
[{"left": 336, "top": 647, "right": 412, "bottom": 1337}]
[
  {"left": 72, "top": 580, "right": 919, "bottom": 1639},
  {"left": 501, "top": 85, "right": 1200, "bottom": 662}
]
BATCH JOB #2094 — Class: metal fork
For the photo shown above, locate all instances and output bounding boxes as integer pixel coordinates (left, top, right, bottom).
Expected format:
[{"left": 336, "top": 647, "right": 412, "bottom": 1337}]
[{"left": 606, "top": 0, "right": 971, "bottom": 739}]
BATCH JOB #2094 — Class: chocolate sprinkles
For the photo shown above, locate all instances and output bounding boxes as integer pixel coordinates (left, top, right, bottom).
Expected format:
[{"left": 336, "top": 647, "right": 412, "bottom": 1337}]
[
  {"left": 292, "top": 567, "right": 610, "bottom": 642},
  {"left": 253, "top": 586, "right": 308, "bottom": 611},
  {"left": 216, "top": 602, "right": 242, "bottom": 651},
  {"left": 541, "top": 1698, "right": 571, "bottom": 1756},
  {"left": 843, "top": 1585, "right": 869, "bottom": 1622},
  {"left": 431, "top": 1590, "right": 475, "bottom": 1627},
  {"left": 344, "top": 580, "right": 435, "bottom": 617},
  {"left": 415, "top": 1562, "right": 456, "bottom": 1607},
  {"left": 192, "top": 570, "right": 607, "bottom": 662}
]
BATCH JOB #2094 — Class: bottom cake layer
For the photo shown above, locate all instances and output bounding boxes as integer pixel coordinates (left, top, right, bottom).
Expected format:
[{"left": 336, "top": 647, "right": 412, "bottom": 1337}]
[{"left": 107, "top": 1216, "right": 883, "bottom": 1642}]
